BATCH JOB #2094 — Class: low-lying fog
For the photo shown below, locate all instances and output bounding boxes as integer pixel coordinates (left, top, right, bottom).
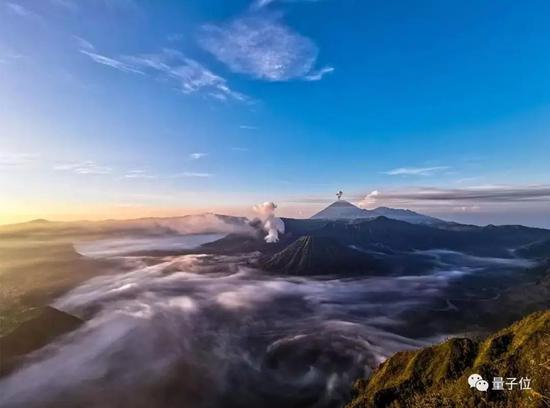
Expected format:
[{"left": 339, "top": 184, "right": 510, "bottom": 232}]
[
  {"left": 74, "top": 233, "right": 225, "bottom": 257},
  {"left": 0, "top": 234, "right": 534, "bottom": 408}
]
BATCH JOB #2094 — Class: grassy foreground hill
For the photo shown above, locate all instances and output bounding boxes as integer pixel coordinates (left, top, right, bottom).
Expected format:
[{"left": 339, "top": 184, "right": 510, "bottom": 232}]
[{"left": 346, "top": 310, "right": 550, "bottom": 408}]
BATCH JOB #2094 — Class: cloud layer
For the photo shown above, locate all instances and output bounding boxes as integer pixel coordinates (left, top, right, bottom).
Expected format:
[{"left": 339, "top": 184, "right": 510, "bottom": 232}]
[
  {"left": 2, "top": 247, "right": 464, "bottom": 408},
  {"left": 0, "top": 152, "right": 39, "bottom": 169},
  {"left": 252, "top": 0, "right": 324, "bottom": 10},
  {"left": 360, "top": 185, "right": 550, "bottom": 203},
  {"left": 54, "top": 161, "right": 112, "bottom": 175},
  {"left": 80, "top": 48, "right": 246, "bottom": 101},
  {"left": 189, "top": 152, "right": 208, "bottom": 160},
  {"left": 80, "top": 50, "right": 144, "bottom": 74},
  {"left": 200, "top": 14, "right": 332, "bottom": 82},
  {"left": 126, "top": 49, "right": 248, "bottom": 101},
  {"left": 384, "top": 166, "right": 450, "bottom": 176}
]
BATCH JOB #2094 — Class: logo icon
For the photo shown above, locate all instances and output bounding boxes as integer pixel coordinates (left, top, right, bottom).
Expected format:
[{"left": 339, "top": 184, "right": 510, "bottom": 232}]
[
  {"left": 468, "top": 374, "right": 488, "bottom": 392},
  {"left": 475, "top": 380, "right": 489, "bottom": 391}
]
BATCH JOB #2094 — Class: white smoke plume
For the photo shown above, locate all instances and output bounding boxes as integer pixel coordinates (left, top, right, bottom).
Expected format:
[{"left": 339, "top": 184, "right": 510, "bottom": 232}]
[
  {"left": 252, "top": 201, "right": 285, "bottom": 243},
  {"left": 359, "top": 190, "right": 380, "bottom": 208}
]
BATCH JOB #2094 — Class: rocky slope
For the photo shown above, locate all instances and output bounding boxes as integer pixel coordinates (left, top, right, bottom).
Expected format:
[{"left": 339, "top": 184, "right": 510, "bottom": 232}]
[
  {"left": 345, "top": 310, "right": 550, "bottom": 408},
  {"left": 260, "top": 235, "right": 383, "bottom": 275}
]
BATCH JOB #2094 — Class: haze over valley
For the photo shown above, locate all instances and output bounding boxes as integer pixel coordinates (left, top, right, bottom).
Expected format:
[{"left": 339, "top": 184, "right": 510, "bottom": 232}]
[{"left": 1, "top": 201, "right": 549, "bottom": 407}]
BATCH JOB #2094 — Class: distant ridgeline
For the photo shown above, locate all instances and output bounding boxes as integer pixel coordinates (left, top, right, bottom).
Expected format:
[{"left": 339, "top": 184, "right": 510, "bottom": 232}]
[
  {"left": 271, "top": 214, "right": 550, "bottom": 263},
  {"left": 310, "top": 200, "right": 444, "bottom": 225},
  {"left": 192, "top": 200, "right": 550, "bottom": 274}
]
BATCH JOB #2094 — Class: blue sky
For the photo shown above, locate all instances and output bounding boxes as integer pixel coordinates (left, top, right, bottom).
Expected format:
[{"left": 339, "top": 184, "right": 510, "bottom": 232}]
[{"left": 1, "top": 0, "right": 549, "bottom": 226}]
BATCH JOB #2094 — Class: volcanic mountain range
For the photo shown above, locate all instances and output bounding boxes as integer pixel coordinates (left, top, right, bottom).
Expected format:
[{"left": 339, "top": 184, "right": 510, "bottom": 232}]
[
  {"left": 194, "top": 201, "right": 550, "bottom": 276},
  {"left": 1, "top": 201, "right": 549, "bottom": 408},
  {"left": 311, "top": 200, "right": 444, "bottom": 225}
]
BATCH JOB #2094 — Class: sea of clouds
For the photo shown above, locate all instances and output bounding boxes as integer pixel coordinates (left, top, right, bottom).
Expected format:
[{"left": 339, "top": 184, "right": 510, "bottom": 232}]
[{"left": 0, "top": 236, "right": 530, "bottom": 408}]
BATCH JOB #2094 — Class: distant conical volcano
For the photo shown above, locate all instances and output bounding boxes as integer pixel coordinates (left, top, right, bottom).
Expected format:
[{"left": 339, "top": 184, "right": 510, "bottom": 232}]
[
  {"left": 310, "top": 200, "right": 367, "bottom": 219},
  {"left": 311, "top": 200, "right": 443, "bottom": 225}
]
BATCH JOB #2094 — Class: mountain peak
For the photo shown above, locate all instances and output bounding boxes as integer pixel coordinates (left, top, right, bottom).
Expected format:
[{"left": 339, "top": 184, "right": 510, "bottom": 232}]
[
  {"left": 311, "top": 201, "right": 444, "bottom": 225},
  {"left": 326, "top": 200, "right": 358, "bottom": 208},
  {"left": 311, "top": 200, "right": 366, "bottom": 220}
]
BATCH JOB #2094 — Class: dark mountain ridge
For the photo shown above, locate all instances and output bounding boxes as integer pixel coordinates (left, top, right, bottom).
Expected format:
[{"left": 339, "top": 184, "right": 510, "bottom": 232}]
[
  {"left": 261, "top": 235, "right": 385, "bottom": 275},
  {"left": 284, "top": 216, "right": 550, "bottom": 258},
  {"left": 0, "top": 306, "right": 83, "bottom": 377},
  {"left": 516, "top": 237, "right": 550, "bottom": 259},
  {"left": 193, "top": 214, "right": 550, "bottom": 267}
]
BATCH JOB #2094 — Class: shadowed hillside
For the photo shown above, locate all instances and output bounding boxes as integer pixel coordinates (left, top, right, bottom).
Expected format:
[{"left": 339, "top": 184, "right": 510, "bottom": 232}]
[
  {"left": 261, "top": 235, "right": 384, "bottom": 275},
  {"left": 0, "top": 306, "right": 83, "bottom": 377},
  {"left": 0, "top": 241, "right": 117, "bottom": 336},
  {"left": 517, "top": 238, "right": 550, "bottom": 259}
]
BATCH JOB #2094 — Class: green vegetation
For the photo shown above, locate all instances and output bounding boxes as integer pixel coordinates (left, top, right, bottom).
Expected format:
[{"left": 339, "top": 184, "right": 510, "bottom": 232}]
[{"left": 346, "top": 310, "right": 550, "bottom": 407}]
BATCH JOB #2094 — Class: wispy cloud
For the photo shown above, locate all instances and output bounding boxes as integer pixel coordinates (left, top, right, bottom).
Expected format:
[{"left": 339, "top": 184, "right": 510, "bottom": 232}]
[
  {"left": 74, "top": 36, "right": 95, "bottom": 51},
  {"left": 199, "top": 14, "right": 332, "bottom": 82},
  {"left": 80, "top": 47, "right": 246, "bottom": 101},
  {"left": 122, "top": 49, "right": 247, "bottom": 101},
  {"left": 252, "top": 0, "right": 324, "bottom": 9},
  {"left": 350, "top": 185, "right": 550, "bottom": 213},
  {"left": 189, "top": 152, "right": 208, "bottom": 160},
  {"left": 384, "top": 166, "right": 450, "bottom": 176},
  {"left": 54, "top": 161, "right": 112, "bottom": 175},
  {"left": 253, "top": 0, "right": 276, "bottom": 7},
  {"left": 295, "top": 185, "right": 550, "bottom": 222},
  {"left": 123, "top": 169, "right": 156, "bottom": 179},
  {"left": 0, "top": 50, "right": 24, "bottom": 65},
  {"left": 231, "top": 147, "right": 249, "bottom": 152},
  {"left": 80, "top": 50, "right": 144, "bottom": 74},
  {"left": 171, "top": 172, "right": 213, "bottom": 178},
  {"left": 5, "top": 2, "right": 32, "bottom": 17},
  {"left": 0, "top": 152, "right": 39, "bottom": 168},
  {"left": 304, "top": 66, "right": 334, "bottom": 81},
  {"left": 5, "top": 2, "right": 44, "bottom": 22},
  {"left": 372, "top": 185, "right": 550, "bottom": 203},
  {"left": 239, "top": 125, "right": 258, "bottom": 130}
]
